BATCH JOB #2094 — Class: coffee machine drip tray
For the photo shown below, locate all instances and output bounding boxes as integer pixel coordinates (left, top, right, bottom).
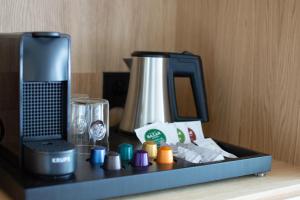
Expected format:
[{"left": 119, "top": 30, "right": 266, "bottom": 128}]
[{"left": 0, "top": 129, "right": 271, "bottom": 200}]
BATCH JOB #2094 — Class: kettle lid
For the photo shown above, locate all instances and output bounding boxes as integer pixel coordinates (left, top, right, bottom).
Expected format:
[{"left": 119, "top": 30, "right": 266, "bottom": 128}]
[
  {"left": 131, "top": 51, "right": 197, "bottom": 58},
  {"left": 131, "top": 51, "right": 170, "bottom": 58}
]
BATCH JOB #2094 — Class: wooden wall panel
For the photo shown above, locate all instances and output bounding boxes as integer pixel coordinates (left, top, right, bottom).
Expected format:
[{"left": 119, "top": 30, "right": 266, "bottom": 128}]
[
  {"left": 0, "top": 0, "right": 177, "bottom": 98},
  {"left": 175, "top": 0, "right": 300, "bottom": 164},
  {"left": 95, "top": 0, "right": 177, "bottom": 71},
  {"left": 94, "top": 0, "right": 177, "bottom": 97},
  {"left": 0, "top": 0, "right": 300, "bottom": 165}
]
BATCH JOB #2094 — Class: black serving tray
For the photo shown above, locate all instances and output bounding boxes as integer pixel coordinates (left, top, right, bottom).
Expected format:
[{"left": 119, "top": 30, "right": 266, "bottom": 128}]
[{"left": 0, "top": 129, "right": 272, "bottom": 200}]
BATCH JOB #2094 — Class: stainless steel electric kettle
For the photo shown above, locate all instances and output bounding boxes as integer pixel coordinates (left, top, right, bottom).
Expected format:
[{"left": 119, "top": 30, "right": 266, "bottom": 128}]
[{"left": 119, "top": 51, "right": 208, "bottom": 133}]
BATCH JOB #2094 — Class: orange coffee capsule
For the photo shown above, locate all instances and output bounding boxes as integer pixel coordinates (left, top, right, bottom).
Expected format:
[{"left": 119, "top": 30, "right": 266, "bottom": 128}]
[
  {"left": 142, "top": 141, "right": 157, "bottom": 159},
  {"left": 157, "top": 146, "right": 173, "bottom": 164}
]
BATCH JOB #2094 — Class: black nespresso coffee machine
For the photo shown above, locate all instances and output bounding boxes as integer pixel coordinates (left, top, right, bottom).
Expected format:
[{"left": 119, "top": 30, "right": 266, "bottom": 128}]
[{"left": 0, "top": 32, "right": 76, "bottom": 176}]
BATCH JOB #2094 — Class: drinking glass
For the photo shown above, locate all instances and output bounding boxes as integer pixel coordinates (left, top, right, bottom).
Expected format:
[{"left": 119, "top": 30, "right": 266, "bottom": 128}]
[
  {"left": 89, "top": 99, "right": 109, "bottom": 149},
  {"left": 71, "top": 100, "right": 90, "bottom": 147},
  {"left": 71, "top": 98, "right": 109, "bottom": 154}
]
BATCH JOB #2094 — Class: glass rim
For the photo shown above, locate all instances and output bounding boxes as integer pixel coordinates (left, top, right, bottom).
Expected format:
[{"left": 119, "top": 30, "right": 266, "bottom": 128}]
[{"left": 72, "top": 98, "right": 109, "bottom": 105}]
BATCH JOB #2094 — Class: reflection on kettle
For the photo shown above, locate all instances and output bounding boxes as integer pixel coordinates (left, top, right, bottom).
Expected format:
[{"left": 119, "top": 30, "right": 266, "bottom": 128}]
[{"left": 119, "top": 51, "right": 208, "bottom": 133}]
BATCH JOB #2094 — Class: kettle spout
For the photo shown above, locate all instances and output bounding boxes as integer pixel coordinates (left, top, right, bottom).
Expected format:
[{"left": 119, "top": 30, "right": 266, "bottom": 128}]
[{"left": 123, "top": 58, "right": 133, "bottom": 69}]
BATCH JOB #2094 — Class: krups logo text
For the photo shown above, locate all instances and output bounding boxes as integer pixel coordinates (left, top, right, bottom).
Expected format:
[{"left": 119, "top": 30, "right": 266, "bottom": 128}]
[{"left": 52, "top": 156, "right": 71, "bottom": 163}]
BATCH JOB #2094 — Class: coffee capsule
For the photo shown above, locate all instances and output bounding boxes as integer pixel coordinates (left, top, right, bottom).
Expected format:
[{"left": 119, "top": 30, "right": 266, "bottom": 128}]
[
  {"left": 118, "top": 143, "right": 134, "bottom": 161},
  {"left": 142, "top": 141, "right": 157, "bottom": 159},
  {"left": 133, "top": 150, "right": 149, "bottom": 167},
  {"left": 104, "top": 151, "right": 122, "bottom": 170},
  {"left": 90, "top": 146, "right": 106, "bottom": 165},
  {"left": 157, "top": 146, "right": 173, "bottom": 164}
]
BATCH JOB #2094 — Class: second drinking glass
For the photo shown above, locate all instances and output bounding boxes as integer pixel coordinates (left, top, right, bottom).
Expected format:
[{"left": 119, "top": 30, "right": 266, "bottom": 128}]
[{"left": 71, "top": 98, "right": 109, "bottom": 154}]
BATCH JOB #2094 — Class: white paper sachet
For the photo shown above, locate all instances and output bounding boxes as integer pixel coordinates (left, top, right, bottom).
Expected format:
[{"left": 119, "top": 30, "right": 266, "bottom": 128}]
[
  {"left": 164, "top": 123, "right": 179, "bottom": 144},
  {"left": 185, "top": 121, "right": 205, "bottom": 142},
  {"left": 135, "top": 122, "right": 179, "bottom": 146},
  {"left": 194, "top": 138, "right": 237, "bottom": 159},
  {"left": 177, "top": 145, "right": 202, "bottom": 163},
  {"left": 174, "top": 143, "right": 224, "bottom": 163},
  {"left": 173, "top": 122, "right": 191, "bottom": 144}
]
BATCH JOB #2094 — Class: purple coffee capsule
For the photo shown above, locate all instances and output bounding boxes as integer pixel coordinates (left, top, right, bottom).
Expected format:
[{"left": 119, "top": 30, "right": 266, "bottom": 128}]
[{"left": 133, "top": 150, "right": 149, "bottom": 167}]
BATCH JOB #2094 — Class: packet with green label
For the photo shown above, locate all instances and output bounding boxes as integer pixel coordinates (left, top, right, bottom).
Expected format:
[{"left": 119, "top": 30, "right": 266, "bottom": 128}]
[
  {"left": 185, "top": 121, "right": 205, "bottom": 143},
  {"left": 135, "top": 122, "right": 179, "bottom": 146},
  {"left": 173, "top": 122, "right": 191, "bottom": 144}
]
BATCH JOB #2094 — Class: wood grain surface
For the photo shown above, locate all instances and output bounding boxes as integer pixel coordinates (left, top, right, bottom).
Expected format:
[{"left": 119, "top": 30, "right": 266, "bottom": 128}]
[
  {"left": 175, "top": 0, "right": 300, "bottom": 165},
  {"left": 0, "top": 0, "right": 300, "bottom": 165}
]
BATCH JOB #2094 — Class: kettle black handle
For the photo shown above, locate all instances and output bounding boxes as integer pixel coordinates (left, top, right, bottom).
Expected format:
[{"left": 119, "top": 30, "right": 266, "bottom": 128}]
[
  {"left": 0, "top": 118, "right": 4, "bottom": 142},
  {"left": 167, "top": 54, "right": 209, "bottom": 122}
]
